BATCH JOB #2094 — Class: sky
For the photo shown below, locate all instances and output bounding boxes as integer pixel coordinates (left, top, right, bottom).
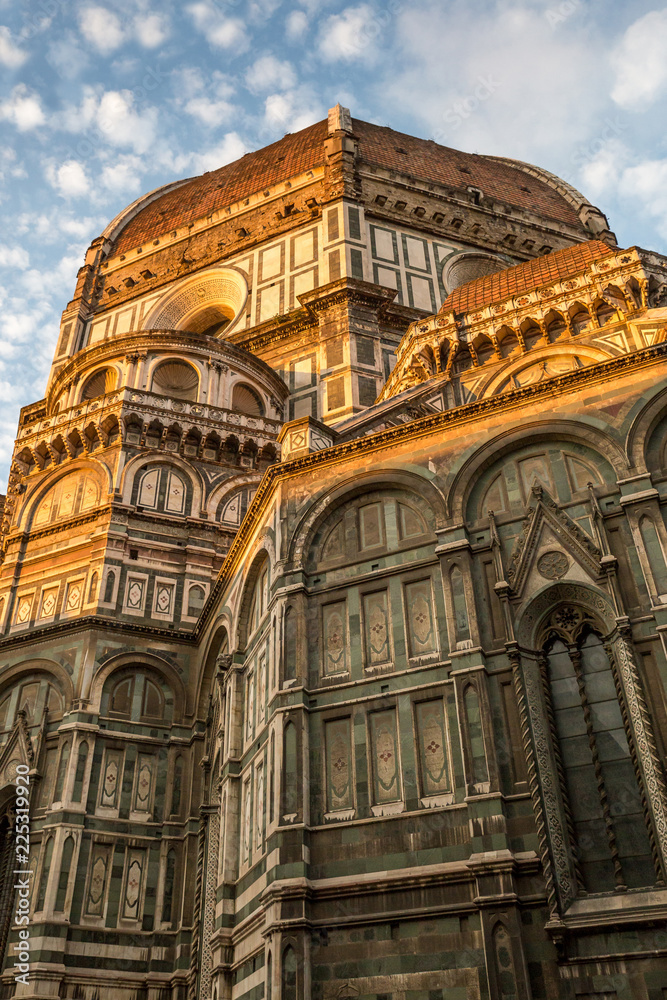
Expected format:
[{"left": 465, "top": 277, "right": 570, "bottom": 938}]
[{"left": 1, "top": 0, "right": 667, "bottom": 491}]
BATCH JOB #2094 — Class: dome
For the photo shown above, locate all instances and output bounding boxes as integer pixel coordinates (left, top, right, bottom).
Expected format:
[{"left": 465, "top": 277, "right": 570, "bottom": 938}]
[{"left": 107, "top": 118, "right": 595, "bottom": 258}]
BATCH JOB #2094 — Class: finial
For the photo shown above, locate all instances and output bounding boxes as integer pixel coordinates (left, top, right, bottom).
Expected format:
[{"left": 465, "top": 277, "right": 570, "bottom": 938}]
[{"left": 328, "top": 104, "right": 352, "bottom": 135}]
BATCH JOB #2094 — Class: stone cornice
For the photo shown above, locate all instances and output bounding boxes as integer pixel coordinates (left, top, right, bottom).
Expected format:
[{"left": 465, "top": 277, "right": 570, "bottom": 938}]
[
  {"left": 196, "top": 341, "right": 667, "bottom": 634},
  {"left": 0, "top": 612, "right": 196, "bottom": 650}
]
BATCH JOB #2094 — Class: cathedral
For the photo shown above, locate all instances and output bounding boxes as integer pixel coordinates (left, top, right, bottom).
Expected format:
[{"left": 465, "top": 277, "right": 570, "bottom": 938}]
[{"left": 1, "top": 103, "right": 667, "bottom": 1000}]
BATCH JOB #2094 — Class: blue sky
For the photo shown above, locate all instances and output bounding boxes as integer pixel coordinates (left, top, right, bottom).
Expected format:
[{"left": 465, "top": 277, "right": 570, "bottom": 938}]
[{"left": 1, "top": 0, "right": 667, "bottom": 490}]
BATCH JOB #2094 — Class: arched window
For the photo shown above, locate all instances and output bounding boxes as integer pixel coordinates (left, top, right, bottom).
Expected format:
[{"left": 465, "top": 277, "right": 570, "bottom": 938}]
[
  {"left": 135, "top": 465, "right": 191, "bottom": 516},
  {"left": 88, "top": 572, "right": 98, "bottom": 603},
  {"left": 171, "top": 757, "right": 183, "bottom": 816},
  {"left": 162, "top": 849, "right": 176, "bottom": 924},
  {"left": 151, "top": 360, "right": 199, "bottom": 402},
  {"left": 36, "top": 838, "right": 54, "bottom": 911},
  {"left": 104, "top": 570, "right": 116, "bottom": 604},
  {"left": 53, "top": 740, "right": 70, "bottom": 803},
  {"left": 55, "top": 836, "right": 74, "bottom": 911},
  {"left": 231, "top": 383, "right": 264, "bottom": 416},
  {"left": 104, "top": 670, "right": 170, "bottom": 723},
  {"left": 187, "top": 585, "right": 206, "bottom": 618},
  {"left": 543, "top": 626, "right": 656, "bottom": 892},
  {"left": 493, "top": 922, "right": 518, "bottom": 998},
  {"left": 463, "top": 685, "right": 488, "bottom": 785},
  {"left": 282, "top": 945, "right": 297, "bottom": 1000},
  {"left": 639, "top": 515, "right": 667, "bottom": 597},
  {"left": 266, "top": 951, "right": 272, "bottom": 1000},
  {"left": 283, "top": 606, "right": 297, "bottom": 681},
  {"left": 450, "top": 566, "right": 470, "bottom": 645},
  {"left": 217, "top": 485, "right": 257, "bottom": 526},
  {"left": 282, "top": 722, "right": 297, "bottom": 818},
  {"left": 247, "top": 561, "right": 269, "bottom": 637},
  {"left": 32, "top": 471, "right": 101, "bottom": 527},
  {"left": 0, "top": 677, "right": 63, "bottom": 734},
  {"left": 81, "top": 368, "right": 116, "bottom": 400},
  {"left": 72, "top": 741, "right": 88, "bottom": 803}
]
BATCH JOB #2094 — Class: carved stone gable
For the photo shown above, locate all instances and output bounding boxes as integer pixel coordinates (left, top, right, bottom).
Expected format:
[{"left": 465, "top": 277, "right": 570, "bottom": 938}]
[
  {"left": 507, "top": 485, "right": 601, "bottom": 597},
  {"left": 0, "top": 711, "right": 34, "bottom": 789}
]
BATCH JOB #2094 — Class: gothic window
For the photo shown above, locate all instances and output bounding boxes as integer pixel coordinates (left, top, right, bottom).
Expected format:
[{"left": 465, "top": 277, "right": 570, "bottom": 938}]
[
  {"left": 282, "top": 946, "right": 297, "bottom": 1000},
  {"left": 54, "top": 836, "right": 74, "bottom": 911},
  {"left": 542, "top": 617, "right": 657, "bottom": 892},
  {"left": 187, "top": 584, "right": 206, "bottom": 618},
  {"left": 32, "top": 471, "right": 102, "bottom": 527},
  {"left": 72, "top": 741, "right": 88, "bottom": 803},
  {"left": 36, "top": 837, "right": 54, "bottom": 911},
  {"left": 282, "top": 721, "right": 298, "bottom": 818},
  {"left": 639, "top": 515, "right": 667, "bottom": 598},
  {"left": 469, "top": 442, "right": 614, "bottom": 522},
  {"left": 311, "top": 492, "right": 434, "bottom": 569},
  {"left": 103, "top": 670, "right": 170, "bottom": 723},
  {"left": 0, "top": 676, "right": 63, "bottom": 734},
  {"left": 135, "top": 465, "right": 191, "bottom": 516},
  {"left": 171, "top": 757, "right": 183, "bottom": 816},
  {"left": 162, "top": 849, "right": 176, "bottom": 924},
  {"left": 450, "top": 566, "right": 471, "bottom": 645},
  {"left": 247, "top": 561, "right": 269, "bottom": 638},
  {"left": 217, "top": 486, "right": 256, "bottom": 526},
  {"left": 103, "top": 570, "right": 116, "bottom": 604},
  {"left": 53, "top": 740, "right": 70, "bottom": 803},
  {"left": 463, "top": 685, "right": 488, "bottom": 786},
  {"left": 88, "top": 572, "right": 98, "bottom": 602}
]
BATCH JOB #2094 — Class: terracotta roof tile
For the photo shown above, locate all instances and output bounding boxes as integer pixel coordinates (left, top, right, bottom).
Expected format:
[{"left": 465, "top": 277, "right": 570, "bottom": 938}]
[
  {"left": 440, "top": 240, "right": 616, "bottom": 315},
  {"left": 111, "top": 116, "right": 587, "bottom": 256},
  {"left": 352, "top": 120, "right": 582, "bottom": 228},
  {"left": 113, "top": 120, "right": 329, "bottom": 255}
]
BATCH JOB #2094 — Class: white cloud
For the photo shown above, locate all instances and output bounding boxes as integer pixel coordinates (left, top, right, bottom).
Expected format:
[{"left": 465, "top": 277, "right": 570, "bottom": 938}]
[
  {"left": 47, "top": 33, "right": 90, "bottom": 79},
  {"left": 245, "top": 55, "right": 297, "bottom": 93},
  {"left": 0, "top": 25, "right": 27, "bottom": 67},
  {"left": 60, "top": 88, "right": 158, "bottom": 155},
  {"left": 187, "top": 3, "right": 248, "bottom": 51},
  {"left": 46, "top": 160, "right": 91, "bottom": 199},
  {"left": 0, "top": 246, "right": 29, "bottom": 269},
  {"left": 134, "top": 13, "right": 170, "bottom": 48},
  {"left": 97, "top": 90, "right": 157, "bottom": 153},
  {"left": 376, "top": 3, "right": 608, "bottom": 163},
  {"left": 184, "top": 96, "right": 236, "bottom": 127},
  {"left": 318, "top": 5, "right": 379, "bottom": 62},
  {"left": 191, "top": 132, "right": 248, "bottom": 173},
  {"left": 100, "top": 156, "right": 143, "bottom": 194},
  {"left": 286, "top": 9, "right": 308, "bottom": 40},
  {"left": 611, "top": 9, "right": 667, "bottom": 110},
  {"left": 78, "top": 6, "right": 125, "bottom": 54},
  {"left": 0, "top": 85, "right": 45, "bottom": 131},
  {"left": 263, "top": 90, "right": 322, "bottom": 134}
]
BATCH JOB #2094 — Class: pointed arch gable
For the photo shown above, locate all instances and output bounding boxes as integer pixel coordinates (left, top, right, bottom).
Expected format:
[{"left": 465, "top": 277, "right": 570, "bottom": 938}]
[
  {"left": 195, "top": 620, "right": 232, "bottom": 719},
  {"left": 447, "top": 419, "right": 627, "bottom": 521},
  {"left": 17, "top": 460, "right": 111, "bottom": 531},
  {"left": 289, "top": 469, "right": 446, "bottom": 570},
  {"left": 625, "top": 383, "right": 667, "bottom": 474},
  {"left": 119, "top": 451, "right": 204, "bottom": 511},
  {"left": 88, "top": 652, "right": 186, "bottom": 722}
]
